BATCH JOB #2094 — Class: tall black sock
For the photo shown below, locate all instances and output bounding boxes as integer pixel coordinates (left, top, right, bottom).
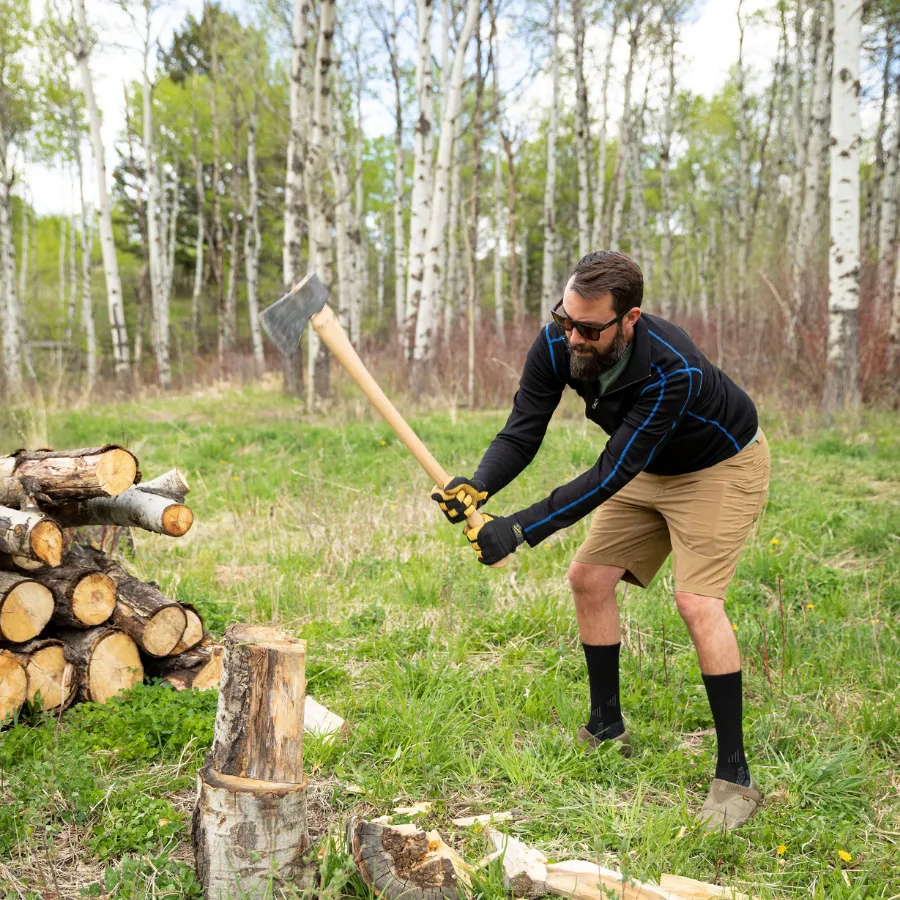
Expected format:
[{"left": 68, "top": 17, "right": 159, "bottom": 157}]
[
  {"left": 702, "top": 670, "right": 751, "bottom": 787},
  {"left": 582, "top": 642, "right": 624, "bottom": 739}
]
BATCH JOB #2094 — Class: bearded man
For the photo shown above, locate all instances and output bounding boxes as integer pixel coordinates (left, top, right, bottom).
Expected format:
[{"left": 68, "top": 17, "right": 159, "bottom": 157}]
[{"left": 432, "top": 251, "right": 769, "bottom": 831}]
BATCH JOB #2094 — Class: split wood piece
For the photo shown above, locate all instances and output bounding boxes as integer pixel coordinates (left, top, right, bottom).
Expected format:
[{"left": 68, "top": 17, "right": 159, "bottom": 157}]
[
  {"left": 7, "top": 639, "right": 77, "bottom": 711},
  {"left": 0, "top": 552, "right": 47, "bottom": 572},
  {"left": 192, "top": 766, "right": 313, "bottom": 899},
  {"left": 169, "top": 603, "right": 204, "bottom": 655},
  {"left": 545, "top": 860, "right": 680, "bottom": 900},
  {"left": 450, "top": 811, "right": 515, "bottom": 828},
  {"left": 305, "top": 695, "right": 349, "bottom": 742},
  {"left": 483, "top": 827, "right": 548, "bottom": 897},
  {"left": 144, "top": 638, "right": 224, "bottom": 691},
  {"left": 49, "top": 469, "right": 193, "bottom": 537},
  {"left": 0, "top": 446, "right": 138, "bottom": 502},
  {"left": 659, "top": 875, "right": 750, "bottom": 900},
  {"left": 0, "top": 572, "right": 54, "bottom": 643},
  {"left": 56, "top": 626, "right": 143, "bottom": 704},
  {"left": 0, "top": 506, "right": 62, "bottom": 567},
  {"left": 209, "top": 624, "right": 306, "bottom": 784},
  {"left": 348, "top": 817, "right": 470, "bottom": 900},
  {"left": 0, "top": 650, "right": 27, "bottom": 724},
  {"left": 34, "top": 565, "right": 116, "bottom": 628}
]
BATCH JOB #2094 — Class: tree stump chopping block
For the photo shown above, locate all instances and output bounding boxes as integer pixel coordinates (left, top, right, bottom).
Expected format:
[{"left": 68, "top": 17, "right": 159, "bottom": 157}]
[
  {"left": 208, "top": 624, "right": 307, "bottom": 784},
  {"left": 192, "top": 767, "right": 312, "bottom": 899}
]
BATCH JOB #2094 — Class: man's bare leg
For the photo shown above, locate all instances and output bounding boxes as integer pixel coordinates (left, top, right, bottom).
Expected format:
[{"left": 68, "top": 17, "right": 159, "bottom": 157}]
[
  {"left": 569, "top": 561, "right": 628, "bottom": 742},
  {"left": 676, "top": 591, "right": 750, "bottom": 787}
]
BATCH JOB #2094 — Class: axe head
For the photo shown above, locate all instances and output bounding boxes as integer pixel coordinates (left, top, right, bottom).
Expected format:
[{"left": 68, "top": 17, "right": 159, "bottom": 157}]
[{"left": 261, "top": 273, "right": 330, "bottom": 356}]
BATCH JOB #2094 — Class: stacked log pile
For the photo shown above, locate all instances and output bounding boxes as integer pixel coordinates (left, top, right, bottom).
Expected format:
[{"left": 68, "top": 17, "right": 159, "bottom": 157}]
[{"left": 0, "top": 446, "right": 221, "bottom": 724}]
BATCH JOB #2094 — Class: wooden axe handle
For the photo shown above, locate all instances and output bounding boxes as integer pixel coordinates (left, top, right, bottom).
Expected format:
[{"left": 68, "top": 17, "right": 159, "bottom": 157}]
[{"left": 309, "top": 304, "right": 507, "bottom": 568}]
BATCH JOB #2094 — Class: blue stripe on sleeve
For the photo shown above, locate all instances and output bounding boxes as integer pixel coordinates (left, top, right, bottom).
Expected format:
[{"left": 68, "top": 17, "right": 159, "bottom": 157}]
[
  {"left": 687, "top": 411, "right": 741, "bottom": 452},
  {"left": 648, "top": 329, "right": 694, "bottom": 416}
]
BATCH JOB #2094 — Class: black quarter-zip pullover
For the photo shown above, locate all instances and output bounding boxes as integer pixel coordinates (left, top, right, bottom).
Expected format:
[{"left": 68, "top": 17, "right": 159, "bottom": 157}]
[{"left": 473, "top": 313, "right": 759, "bottom": 546}]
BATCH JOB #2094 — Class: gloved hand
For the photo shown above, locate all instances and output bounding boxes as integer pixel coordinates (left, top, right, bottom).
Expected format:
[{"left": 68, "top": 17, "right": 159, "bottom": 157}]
[
  {"left": 431, "top": 476, "right": 488, "bottom": 524},
  {"left": 465, "top": 513, "right": 526, "bottom": 565}
]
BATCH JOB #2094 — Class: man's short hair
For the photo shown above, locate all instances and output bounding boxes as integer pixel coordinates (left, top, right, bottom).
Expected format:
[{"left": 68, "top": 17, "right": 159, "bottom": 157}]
[{"left": 569, "top": 251, "right": 643, "bottom": 316}]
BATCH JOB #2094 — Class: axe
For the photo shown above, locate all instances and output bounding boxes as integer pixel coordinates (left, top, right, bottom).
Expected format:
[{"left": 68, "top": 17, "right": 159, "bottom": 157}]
[{"left": 261, "top": 273, "right": 507, "bottom": 568}]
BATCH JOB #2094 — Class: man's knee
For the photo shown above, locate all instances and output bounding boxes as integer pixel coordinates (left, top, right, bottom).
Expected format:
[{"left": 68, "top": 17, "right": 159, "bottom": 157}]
[
  {"left": 568, "top": 561, "right": 623, "bottom": 602},
  {"left": 675, "top": 591, "right": 724, "bottom": 628}
]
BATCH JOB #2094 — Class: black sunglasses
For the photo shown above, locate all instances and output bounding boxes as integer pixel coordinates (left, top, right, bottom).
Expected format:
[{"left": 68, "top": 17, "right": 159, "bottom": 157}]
[{"left": 551, "top": 300, "right": 626, "bottom": 342}]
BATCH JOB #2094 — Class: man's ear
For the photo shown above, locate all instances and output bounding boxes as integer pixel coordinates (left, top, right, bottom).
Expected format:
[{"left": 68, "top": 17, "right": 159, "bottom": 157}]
[{"left": 626, "top": 308, "right": 642, "bottom": 328}]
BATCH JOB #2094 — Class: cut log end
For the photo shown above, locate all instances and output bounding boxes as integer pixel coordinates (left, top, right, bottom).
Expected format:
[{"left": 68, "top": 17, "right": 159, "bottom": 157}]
[
  {"left": 161, "top": 504, "right": 193, "bottom": 537},
  {"left": 24, "top": 644, "right": 77, "bottom": 711},
  {"left": 171, "top": 607, "right": 204, "bottom": 655},
  {"left": 31, "top": 520, "right": 63, "bottom": 567},
  {"left": 89, "top": 631, "right": 143, "bottom": 703},
  {"left": 0, "top": 650, "right": 27, "bottom": 723},
  {"left": 142, "top": 605, "right": 188, "bottom": 657},
  {"left": 96, "top": 448, "right": 138, "bottom": 497},
  {"left": 0, "top": 581, "right": 54, "bottom": 643},
  {"left": 72, "top": 572, "right": 117, "bottom": 626}
]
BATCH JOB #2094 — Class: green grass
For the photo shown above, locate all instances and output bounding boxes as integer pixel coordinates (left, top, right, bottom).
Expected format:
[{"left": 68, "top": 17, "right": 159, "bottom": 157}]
[{"left": 1, "top": 383, "right": 898, "bottom": 898}]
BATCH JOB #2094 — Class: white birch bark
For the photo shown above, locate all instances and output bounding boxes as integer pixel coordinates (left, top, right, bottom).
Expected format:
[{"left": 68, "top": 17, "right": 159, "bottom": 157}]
[
  {"left": 191, "top": 132, "right": 204, "bottom": 353},
  {"left": 59, "top": 217, "right": 67, "bottom": 323},
  {"left": 572, "top": 0, "right": 591, "bottom": 258},
  {"left": 659, "top": 17, "right": 676, "bottom": 318},
  {"left": 73, "top": 0, "right": 129, "bottom": 383},
  {"left": 787, "top": 1, "right": 810, "bottom": 275},
  {"left": 0, "top": 140, "right": 21, "bottom": 393},
  {"left": 67, "top": 166, "right": 78, "bottom": 344},
  {"left": 18, "top": 195, "right": 26, "bottom": 311},
  {"left": 245, "top": 104, "right": 264, "bottom": 375},
  {"left": 81, "top": 203, "right": 97, "bottom": 394},
  {"left": 376, "top": 212, "right": 385, "bottom": 321},
  {"left": 609, "top": 8, "right": 643, "bottom": 249},
  {"left": 889, "top": 232, "right": 900, "bottom": 365},
  {"left": 404, "top": 0, "right": 435, "bottom": 357},
  {"left": 329, "top": 95, "right": 354, "bottom": 335},
  {"left": 411, "top": 0, "right": 480, "bottom": 362},
  {"left": 283, "top": 0, "right": 309, "bottom": 289},
  {"left": 540, "top": 0, "right": 561, "bottom": 308},
  {"left": 876, "top": 99, "right": 900, "bottom": 315},
  {"left": 385, "top": 2, "right": 406, "bottom": 335},
  {"left": 491, "top": 0, "right": 504, "bottom": 342},
  {"left": 352, "top": 56, "right": 365, "bottom": 346},
  {"left": 630, "top": 113, "right": 647, "bottom": 277},
  {"left": 445, "top": 112, "right": 462, "bottom": 335},
  {"left": 864, "top": 37, "right": 893, "bottom": 254},
  {"left": 823, "top": 0, "right": 861, "bottom": 411},
  {"left": 735, "top": 0, "right": 751, "bottom": 323},
  {"left": 303, "top": 0, "right": 336, "bottom": 408},
  {"left": 225, "top": 110, "right": 240, "bottom": 352},
  {"left": 591, "top": 13, "right": 618, "bottom": 250}
]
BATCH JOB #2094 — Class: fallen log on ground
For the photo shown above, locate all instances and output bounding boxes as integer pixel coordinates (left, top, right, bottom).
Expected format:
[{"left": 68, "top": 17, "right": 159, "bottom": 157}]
[
  {"left": 144, "top": 638, "right": 223, "bottom": 691},
  {"left": 0, "top": 507, "right": 62, "bottom": 567},
  {"left": 0, "top": 649, "right": 27, "bottom": 724},
  {"left": 48, "top": 468, "right": 193, "bottom": 537},
  {"left": 0, "top": 446, "right": 138, "bottom": 502},
  {"left": 0, "top": 572, "right": 54, "bottom": 643},
  {"left": 56, "top": 626, "right": 144, "bottom": 703},
  {"left": 348, "top": 817, "right": 470, "bottom": 900},
  {"left": 33, "top": 564, "right": 116, "bottom": 628},
  {"left": 6, "top": 638, "right": 77, "bottom": 712}
]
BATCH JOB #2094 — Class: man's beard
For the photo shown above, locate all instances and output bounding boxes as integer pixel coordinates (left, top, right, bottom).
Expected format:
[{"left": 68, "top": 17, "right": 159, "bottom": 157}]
[{"left": 568, "top": 325, "right": 629, "bottom": 381}]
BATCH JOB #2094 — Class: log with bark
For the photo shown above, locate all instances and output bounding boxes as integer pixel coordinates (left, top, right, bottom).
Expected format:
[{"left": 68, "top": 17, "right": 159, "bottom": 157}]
[
  {"left": 56, "top": 626, "right": 144, "bottom": 704},
  {"left": 0, "top": 649, "right": 27, "bottom": 724},
  {"left": 192, "top": 767, "right": 314, "bottom": 899},
  {"left": 6, "top": 638, "right": 77, "bottom": 712},
  {"left": 0, "top": 446, "right": 138, "bottom": 503},
  {"left": 0, "top": 572, "right": 54, "bottom": 643},
  {"left": 32, "top": 564, "right": 116, "bottom": 628},
  {"left": 69, "top": 547, "right": 187, "bottom": 656},
  {"left": 170, "top": 602, "right": 204, "bottom": 654},
  {"left": 0, "top": 506, "right": 63, "bottom": 567},
  {"left": 348, "top": 817, "right": 470, "bottom": 900},
  {"left": 209, "top": 623, "right": 306, "bottom": 784},
  {"left": 144, "top": 637, "right": 223, "bottom": 691},
  {"left": 49, "top": 468, "right": 193, "bottom": 537}
]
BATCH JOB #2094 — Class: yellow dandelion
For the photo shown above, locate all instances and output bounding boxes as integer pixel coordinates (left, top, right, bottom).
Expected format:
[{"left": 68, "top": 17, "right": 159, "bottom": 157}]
[
  {"left": 233, "top": 475, "right": 239, "bottom": 481},
  {"left": 380, "top": 440, "right": 387, "bottom": 446},
  {"left": 390, "top": 505, "right": 397, "bottom": 510},
  {"left": 776, "top": 845, "right": 786, "bottom": 856},
  {"left": 158, "top": 818, "right": 169, "bottom": 827},
  {"left": 838, "top": 849, "right": 852, "bottom": 863},
  {"left": 398, "top": 488, "right": 404, "bottom": 494},
  {"left": 770, "top": 537, "right": 780, "bottom": 546},
  {"left": 230, "top": 436, "right": 235, "bottom": 442},
  {"left": 806, "top": 603, "right": 815, "bottom": 610},
  {"left": 819, "top": 618, "right": 824, "bottom": 623},
  {"left": 732, "top": 624, "right": 738, "bottom": 631}
]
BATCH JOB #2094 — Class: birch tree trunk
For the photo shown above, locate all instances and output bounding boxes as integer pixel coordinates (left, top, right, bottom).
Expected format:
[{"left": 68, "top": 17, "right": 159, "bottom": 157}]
[
  {"left": 225, "top": 107, "right": 240, "bottom": 352},
  {"left": 329, "top": 100, "right": 354, "bottom": 334},
  {"left": 411, "top": 0, "right": 480, "bottom": 364},
  {"left": 143, "top": 40, "right": 163, "bottom": 385},
  {"left": 303, "top": 0, "right": 336, "bottom": 407},
  {"left": 609, "top": 9, "right": 643, "bottom": 249},
  {"left": 787, "top": 0, "right": 809, "bottom": 281},
  {"left": 246, "top": 103, "right": 264, "bottom": 375},
  {"left": 191, "top": 117, "right": 204, "bottom": 355},
  {"left": 80, "top": 196, "right": 97, "bottom": 394},
  {"left": 876, "top": 97, "right": 900, "bottom": 316},
  {"left": 500, "top": 128, "right": 520, "bottom": 322},
  {"left": 404, "top": 0, "right": 435, "bottom": 358},
  {"left": 572, "top": 0, "right": 591, "bottom": 258},
  {"left": 490, "top": 0, "right": 504, "bottom": 343},
  {"left": 59, "top": 217, "right": 67, "bottom": 328},
  {"left": 67, "top": 172, "right": 78, "bottom": 345},
  {"left": 385, "top": 3, "right": 406, "bottom": 336},
  {"left": 864, "top": 37, "right": 893, "bottom": 255},
  {"left": 468, "top": 23, "right": 485, "bottom": 329},
  {"left": 73, "top": 0, "right": 129, "bottom": 384},
  {"left": 207, "top": 3, "right": 226, "bottom": 371},
  {"left": 351, "top": 56, "right": 365, "bottom": 347},
  {"left": 540, "top": 0, "right": 560, "bottom": 308},
  {"left": 889, "top": 234, "right": 900, "bottom": 366},
  {"left": 823, "top": 0, "right": 861, "bottom": 412},
  {"left": 659, "top": 17, "right": 676, "bottom": 318},
  {"left": 0, "top": 126, "right": 21, "bottom": 393},
  {"left": 445, "top": 112, "right": 462, "bottom": 335},
  {"left": 735, "top": 0, "right": 751, "bottom": 325},
  {"left": 591, "top": 13, "right": 618, "bottom": 250}
]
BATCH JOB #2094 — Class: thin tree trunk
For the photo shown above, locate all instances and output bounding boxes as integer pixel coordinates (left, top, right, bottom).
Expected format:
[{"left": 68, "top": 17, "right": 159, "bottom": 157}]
[
  {"left": 572, "top": 0, "right": 591, "bottom": 258},
  {"left": 207, "top": 2, "right": 226, "bottom": 371},
  {"left": 384, "top": 2, "right": 406, "bottom": 338},
  {"left": 468, "top": 12, "right": 485, "bottom": 330},
  {"left": 445, "top": 111, "right": 462, "bottom": 336},
  {"left": 540, "top": 0, "right": 560, "bottom": 307},
  {"left": 823, "top": 0, "right": 861, "bottom": 412},
  {"left": 351, "top": 49, "right": 365, "bottom": 346},
  {"left": 80, "top": 195, "right": 97, "bottom": 395},
  {"left": 225, "top": 106, "right": 240, "bottom": 352},
  {"left": 412, "top": 0, "right": 480, "bottom": 364},
  {"left": 659, "top": 16, "right": 676, "bottom": 318},
  {"left": 59, "top": 217, "right": 67, "bottom": 332},
  {"left": 591, "top": 12, "right": 618, "bottom": 250},
  {"left": 735, "top": 0, "right": 752, "bottom": 325},
  {"left": 876, "top": 91, "right": 900, "bottom": 316},
  {"left": 245, "top": 103, "right": 264, "bottom": 375},
  {"left": 73, "top": 0, "right": 129, "bottom": 383},
  {"left": 864, "top": 37, "right": 893, "bottom": 255},
  {"left": 191, "top": 113, "right": 204, "bottom": 355},
  {"left": 67, "top": 164, "right": 78, "bottom": 346},
  {"left": 500, "top": 127, "right": 519, "bottom": 322},
  {"left": 0, "top": 146, "right": 21, "bottom": 393},
  {"left": 490, "top": 0, "right": 505, "bottom": 343}
]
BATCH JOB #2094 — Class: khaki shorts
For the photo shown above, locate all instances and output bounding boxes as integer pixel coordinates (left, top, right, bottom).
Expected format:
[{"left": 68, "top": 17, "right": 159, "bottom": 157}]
[{"left": 574, "top": 432, "right": 770, "bottom": 599}]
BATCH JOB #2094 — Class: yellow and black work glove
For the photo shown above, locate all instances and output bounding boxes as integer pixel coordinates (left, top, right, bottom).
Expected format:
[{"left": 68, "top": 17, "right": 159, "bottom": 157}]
[
  {"left": 431, "top": 476, "right": 488, "bottom": 524},
  {"left": 465, "top": 513, "right": 526, "bottom": 565}
]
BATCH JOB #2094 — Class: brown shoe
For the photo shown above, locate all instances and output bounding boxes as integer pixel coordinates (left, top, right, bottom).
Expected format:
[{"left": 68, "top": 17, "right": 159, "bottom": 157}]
[
  {"left": 576, "top": 725, "right": 632, "bottom": 758},
  {"left": 698, "top": 778, "right": 763, "bottom": 831}
]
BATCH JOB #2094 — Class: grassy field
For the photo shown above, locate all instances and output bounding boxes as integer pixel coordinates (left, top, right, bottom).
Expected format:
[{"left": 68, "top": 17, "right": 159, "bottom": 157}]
[{"left": 1, "top": 382, "right": 898, "bottom": 899}]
